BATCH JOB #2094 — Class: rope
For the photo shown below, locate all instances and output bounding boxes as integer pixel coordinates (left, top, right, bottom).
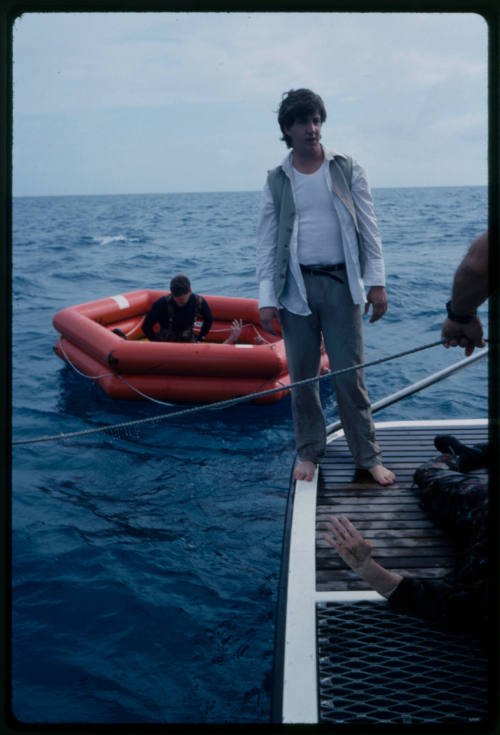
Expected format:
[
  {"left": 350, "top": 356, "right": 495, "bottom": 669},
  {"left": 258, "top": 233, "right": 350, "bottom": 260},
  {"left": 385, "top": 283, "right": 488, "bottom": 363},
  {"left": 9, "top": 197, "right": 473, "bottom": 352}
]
[
  {"left": 195, "top": 320, "right": 274, "bottom": 344},
  {"left": 12, "top": 338, "right": 460, "bottom": 446},
  {"left": 115, "top": 374, "right": 176, "bottom": 406},
  {"left": 58, "top": 339, "right": 114, "bottom": 380},
  {"left": 58, "top": 328, "right": 273, "bottom": 406}
]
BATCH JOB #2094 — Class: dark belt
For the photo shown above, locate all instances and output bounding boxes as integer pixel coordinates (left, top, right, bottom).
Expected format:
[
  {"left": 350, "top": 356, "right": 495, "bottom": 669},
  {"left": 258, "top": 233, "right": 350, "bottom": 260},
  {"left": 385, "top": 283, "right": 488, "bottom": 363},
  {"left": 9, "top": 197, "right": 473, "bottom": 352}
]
[{"left": 300, "top": 263, "right": 346, "bottom": 283}]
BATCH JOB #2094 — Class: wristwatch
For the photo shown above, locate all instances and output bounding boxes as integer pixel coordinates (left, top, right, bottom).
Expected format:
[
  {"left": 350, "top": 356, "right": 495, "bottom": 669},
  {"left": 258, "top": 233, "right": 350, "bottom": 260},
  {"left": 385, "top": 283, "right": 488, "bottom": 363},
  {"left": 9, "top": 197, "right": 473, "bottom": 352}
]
[{"left": 446, "top": 300, "right": 477, "bottom": 324}]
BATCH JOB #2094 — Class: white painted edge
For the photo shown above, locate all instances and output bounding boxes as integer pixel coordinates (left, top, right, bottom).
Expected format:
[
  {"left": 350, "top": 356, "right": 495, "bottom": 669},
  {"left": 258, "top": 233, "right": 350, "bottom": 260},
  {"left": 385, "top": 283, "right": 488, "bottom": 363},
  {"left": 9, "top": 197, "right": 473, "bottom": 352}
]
[
  {"left": 326, "top": 428, "right": 345, "bottom": 444},
  {"left": 282, "top": 469, "right": 319, "bottom": 724},
  {"left": 373, "top": 418, "right": 488, "bottom": 428},
  {"left": 327, "top": 418, "right": 487, "bottom": 445},
  {"left": 282, "top": 474, "right": 383, "bottom": 725},
  {"left": 315, "top": 590, "right": 384, "bottom": 603},
  {"left": 110, "top": 294, "right": 130, "bottom": 310}
]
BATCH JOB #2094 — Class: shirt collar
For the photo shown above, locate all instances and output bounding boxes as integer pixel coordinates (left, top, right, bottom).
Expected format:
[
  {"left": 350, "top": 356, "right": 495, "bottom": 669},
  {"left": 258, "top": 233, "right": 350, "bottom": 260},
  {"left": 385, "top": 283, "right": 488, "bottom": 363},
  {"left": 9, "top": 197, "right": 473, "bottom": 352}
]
[{"left": 280, "top": 145, "right": 346, "bottom": 175}]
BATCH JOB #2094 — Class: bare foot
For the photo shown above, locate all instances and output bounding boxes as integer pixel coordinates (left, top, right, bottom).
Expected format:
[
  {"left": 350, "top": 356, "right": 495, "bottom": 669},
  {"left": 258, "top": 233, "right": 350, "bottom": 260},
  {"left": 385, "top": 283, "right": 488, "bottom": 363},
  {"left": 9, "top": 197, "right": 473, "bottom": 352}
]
[
  {"left": 368, "top": 464, "right": 396, "bottom": 486},
  {"left": 294, "top": 460, "right": 317, "bottom": 482}
]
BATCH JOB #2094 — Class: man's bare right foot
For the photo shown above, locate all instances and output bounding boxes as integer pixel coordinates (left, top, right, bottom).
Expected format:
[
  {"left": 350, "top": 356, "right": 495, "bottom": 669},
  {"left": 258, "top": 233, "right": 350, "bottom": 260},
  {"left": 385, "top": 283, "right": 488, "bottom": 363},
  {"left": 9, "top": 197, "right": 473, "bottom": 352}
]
[
  {"left": 368, "top": 464, "right": 396, "bottom": 486},
  {"left": 294, "top": 460, "right": 317, "bottom": 482}
]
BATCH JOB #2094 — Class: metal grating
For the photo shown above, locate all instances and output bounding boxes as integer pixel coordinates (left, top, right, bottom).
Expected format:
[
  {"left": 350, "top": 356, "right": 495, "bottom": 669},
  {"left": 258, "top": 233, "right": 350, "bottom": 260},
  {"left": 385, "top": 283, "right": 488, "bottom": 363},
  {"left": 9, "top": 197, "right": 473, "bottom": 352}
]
[{"left": 317, "top": 600, "right": 488, "bottom": 725}]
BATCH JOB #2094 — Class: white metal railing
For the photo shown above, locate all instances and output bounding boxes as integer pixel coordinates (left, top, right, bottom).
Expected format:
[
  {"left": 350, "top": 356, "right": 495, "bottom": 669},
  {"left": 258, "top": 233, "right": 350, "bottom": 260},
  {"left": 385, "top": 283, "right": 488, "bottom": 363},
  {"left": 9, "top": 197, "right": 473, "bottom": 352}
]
[{"left": 326, "top": 347, "right": 488, "bottom": 434}]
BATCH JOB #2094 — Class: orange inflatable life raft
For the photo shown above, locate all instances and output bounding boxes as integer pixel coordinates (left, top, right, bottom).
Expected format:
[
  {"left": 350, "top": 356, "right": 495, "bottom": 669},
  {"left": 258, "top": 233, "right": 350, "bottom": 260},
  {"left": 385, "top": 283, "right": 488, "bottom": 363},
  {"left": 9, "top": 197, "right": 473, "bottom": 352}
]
[{"left": 53, "top": 290, "right": 330, "bottom": 404}]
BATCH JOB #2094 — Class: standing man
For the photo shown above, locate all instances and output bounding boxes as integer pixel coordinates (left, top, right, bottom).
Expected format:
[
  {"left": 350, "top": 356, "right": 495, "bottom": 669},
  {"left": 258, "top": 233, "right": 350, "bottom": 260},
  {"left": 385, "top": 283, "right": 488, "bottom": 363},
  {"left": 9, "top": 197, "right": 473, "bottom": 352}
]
[{"left": 257, "top": 88, "right": 395, "bottom": 485}]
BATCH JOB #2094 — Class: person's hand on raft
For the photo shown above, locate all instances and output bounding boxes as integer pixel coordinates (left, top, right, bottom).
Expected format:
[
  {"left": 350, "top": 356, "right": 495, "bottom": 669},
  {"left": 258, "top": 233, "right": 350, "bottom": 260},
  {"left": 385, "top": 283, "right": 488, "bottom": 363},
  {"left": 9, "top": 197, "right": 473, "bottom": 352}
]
[{"left": 224, "top": 319, "right": 243, "bottom": 345}]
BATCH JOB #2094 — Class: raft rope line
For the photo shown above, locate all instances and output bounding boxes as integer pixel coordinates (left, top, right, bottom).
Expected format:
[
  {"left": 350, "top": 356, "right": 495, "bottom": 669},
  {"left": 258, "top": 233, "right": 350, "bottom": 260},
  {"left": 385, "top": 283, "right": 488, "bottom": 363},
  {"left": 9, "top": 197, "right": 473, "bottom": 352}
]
[
  {"left": 53, "top": 334, "right": 295, "bottom": 408},
  {"left": 194, "top": 320, "right": 274, "bottom": 344},
  {"left": 57, "top": 326, "right": 279, "bottom": 407},
  {"left": 116, "top": 319, "right": 283, "bottom": 404},
  {"left": 58, "top": 339, "right": 114, "bottom": 380},
  {"left": 58, "top": 338, "right": 178, "bottom": 406},
  {"left": 12, "top": 337, "right": 469, "bottom": 446},
  {"left": 117, "top": 372, "right": 290, "bottom": 406}
]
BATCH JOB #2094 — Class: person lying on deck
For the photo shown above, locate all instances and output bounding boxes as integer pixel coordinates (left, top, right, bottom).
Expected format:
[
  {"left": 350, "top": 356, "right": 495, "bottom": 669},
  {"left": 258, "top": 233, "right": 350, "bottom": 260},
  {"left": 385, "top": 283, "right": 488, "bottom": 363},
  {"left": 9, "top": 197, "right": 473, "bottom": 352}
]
[
  {"left": 324, "top": 445, "right": 488, "bottom": 641},
  {"left": 142, "top": 274, "right": 214, "bottom": 343}
]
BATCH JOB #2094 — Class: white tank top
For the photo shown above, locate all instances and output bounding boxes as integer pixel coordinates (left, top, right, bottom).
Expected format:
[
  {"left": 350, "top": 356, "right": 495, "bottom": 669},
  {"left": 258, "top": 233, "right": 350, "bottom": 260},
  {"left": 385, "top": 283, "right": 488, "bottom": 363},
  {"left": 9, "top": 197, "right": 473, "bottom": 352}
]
[{"left": 293, "top": 159, "right": 344, "bottom": 266}]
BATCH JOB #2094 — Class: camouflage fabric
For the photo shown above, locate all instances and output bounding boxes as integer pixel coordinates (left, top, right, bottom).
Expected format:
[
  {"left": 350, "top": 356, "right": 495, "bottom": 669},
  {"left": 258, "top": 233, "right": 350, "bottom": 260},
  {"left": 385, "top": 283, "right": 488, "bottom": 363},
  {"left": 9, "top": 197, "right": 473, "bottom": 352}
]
[
  {"left": 413, "top": 455, "right": 487, "bottom": 581},
  {"left": 389, "top": 454, "right": 488, "bottom": 637}
]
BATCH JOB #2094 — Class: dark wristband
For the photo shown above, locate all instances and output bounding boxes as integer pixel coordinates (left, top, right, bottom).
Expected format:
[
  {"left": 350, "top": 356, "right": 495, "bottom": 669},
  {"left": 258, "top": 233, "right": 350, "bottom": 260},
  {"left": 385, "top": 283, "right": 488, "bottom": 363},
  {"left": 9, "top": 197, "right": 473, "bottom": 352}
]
[{"left": 446, "top": 300, "right": 477, "bottom": 324}]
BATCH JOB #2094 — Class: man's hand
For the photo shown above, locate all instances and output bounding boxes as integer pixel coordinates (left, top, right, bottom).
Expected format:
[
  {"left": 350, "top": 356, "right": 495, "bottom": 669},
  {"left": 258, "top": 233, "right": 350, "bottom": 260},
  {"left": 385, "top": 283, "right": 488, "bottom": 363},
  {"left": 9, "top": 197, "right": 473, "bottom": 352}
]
[
  {"left": 324, "top": 516, "right": 372, "bottom": 572},
  {"left": 224, "top": 319, "right": 243, "bottom": 345},
  {"left": 324, "top": 515, "right": 403, "bottom": 598},
  {"left": 442, "top": 316, "right": 485, "bottom": 357},
  {"left": 364, "top": 286, "right": 387, "bottom": 323},
  {"left": 259, "top": 306, "right": 281, "bottom": 335}
]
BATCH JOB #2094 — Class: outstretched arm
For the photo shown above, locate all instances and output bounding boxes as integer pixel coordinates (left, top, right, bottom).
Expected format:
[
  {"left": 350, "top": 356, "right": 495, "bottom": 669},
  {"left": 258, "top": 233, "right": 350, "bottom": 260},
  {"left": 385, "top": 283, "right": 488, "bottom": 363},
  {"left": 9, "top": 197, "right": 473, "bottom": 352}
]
[
  {"left": 324, "top": 516, "right": 402, "bottom": 598},
  {"left": 442, "top": 231, "right": 489, "bottom": 356},
  {"left": 450, "top": 231, "right": 489, "bottom": 314},
  {"left": 224, "top": 319, "right": 243, "bottom": 344}
]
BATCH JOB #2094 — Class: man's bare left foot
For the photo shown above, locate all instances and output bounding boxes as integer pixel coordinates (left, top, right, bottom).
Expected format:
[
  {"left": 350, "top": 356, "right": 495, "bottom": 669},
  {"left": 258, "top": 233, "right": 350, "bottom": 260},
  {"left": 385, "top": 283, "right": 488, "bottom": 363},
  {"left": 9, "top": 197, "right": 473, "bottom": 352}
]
[
  {"left": 294, "top": 460, "right": 317, "bottom": 482},
  {"left": 369, "top": 464, "right": 396, "bottom": 486}
]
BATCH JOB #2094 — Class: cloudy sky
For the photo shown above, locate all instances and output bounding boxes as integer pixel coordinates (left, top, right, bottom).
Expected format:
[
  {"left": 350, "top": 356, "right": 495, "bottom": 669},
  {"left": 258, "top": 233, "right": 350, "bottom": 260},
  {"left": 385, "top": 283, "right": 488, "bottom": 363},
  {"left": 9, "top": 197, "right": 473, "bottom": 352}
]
[{"left": 13, "top": 11, "right": 487, "bottom": 197}]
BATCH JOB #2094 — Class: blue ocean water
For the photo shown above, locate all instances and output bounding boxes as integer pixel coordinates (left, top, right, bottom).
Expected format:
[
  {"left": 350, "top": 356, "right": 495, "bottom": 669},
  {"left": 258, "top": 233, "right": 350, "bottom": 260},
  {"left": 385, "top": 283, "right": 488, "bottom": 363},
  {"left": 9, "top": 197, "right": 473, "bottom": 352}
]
[{"left": 11, "top": 186, "right": 488, "bottom": 723}]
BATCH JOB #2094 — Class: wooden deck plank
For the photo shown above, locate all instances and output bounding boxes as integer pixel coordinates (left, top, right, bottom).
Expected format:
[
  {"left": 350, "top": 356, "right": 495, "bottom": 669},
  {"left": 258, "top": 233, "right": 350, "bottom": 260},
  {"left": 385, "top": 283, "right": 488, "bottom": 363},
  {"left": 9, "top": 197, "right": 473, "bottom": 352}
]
[{"left": 316, "top": 423, "right": 487, "bottom": 591}]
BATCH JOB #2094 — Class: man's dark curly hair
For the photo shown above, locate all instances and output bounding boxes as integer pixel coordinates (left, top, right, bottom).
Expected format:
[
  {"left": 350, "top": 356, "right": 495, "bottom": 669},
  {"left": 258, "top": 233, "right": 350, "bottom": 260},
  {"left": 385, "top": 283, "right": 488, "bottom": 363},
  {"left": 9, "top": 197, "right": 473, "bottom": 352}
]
[
  {"left": 278, "top": 88, "right": 327, "bottom": 148},
  {"left": 170, "top": 274, "right": 191, "bottom": 296}
]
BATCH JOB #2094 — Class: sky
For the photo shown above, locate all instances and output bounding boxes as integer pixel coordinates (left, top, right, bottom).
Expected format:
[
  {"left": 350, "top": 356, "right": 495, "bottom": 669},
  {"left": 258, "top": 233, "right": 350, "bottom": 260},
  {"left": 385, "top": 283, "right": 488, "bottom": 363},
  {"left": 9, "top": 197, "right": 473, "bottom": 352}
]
[{"left": 12, "top": 11, "right": 488, "bottom": 196}]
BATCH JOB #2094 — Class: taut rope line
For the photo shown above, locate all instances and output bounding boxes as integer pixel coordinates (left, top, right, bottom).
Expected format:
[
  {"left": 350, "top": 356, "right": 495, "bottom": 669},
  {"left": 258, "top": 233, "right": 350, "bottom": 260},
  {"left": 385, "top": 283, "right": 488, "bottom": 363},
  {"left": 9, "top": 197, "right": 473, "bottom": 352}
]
[
  {"left": 58, "top": 339, "right": 114, "bottom": 380},
  {"left": 11, "top": 338, "right": 466, "bottom": 447}
]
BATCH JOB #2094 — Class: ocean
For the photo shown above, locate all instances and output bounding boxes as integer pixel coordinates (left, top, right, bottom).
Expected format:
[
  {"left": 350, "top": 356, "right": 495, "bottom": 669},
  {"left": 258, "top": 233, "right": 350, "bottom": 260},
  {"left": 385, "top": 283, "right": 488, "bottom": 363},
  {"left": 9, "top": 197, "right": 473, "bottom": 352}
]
[{"left": 11, "top": 185, "right": 488, "bottom": 724}]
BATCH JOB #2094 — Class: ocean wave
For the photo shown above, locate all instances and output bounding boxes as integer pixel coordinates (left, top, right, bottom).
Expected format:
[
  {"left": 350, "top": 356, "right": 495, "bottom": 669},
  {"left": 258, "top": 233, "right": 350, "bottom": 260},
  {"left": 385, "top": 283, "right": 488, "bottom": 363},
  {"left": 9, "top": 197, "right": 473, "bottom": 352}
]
[{"left": 92, "top": 235, "right": 128, "bottom": 245}]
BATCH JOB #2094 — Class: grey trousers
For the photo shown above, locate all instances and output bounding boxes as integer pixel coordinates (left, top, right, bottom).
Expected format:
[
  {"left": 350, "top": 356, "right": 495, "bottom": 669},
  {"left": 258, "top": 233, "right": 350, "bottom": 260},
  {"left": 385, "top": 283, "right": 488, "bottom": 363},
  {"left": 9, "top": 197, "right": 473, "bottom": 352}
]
[{"left": 280, "top": 270, "right": 382, "bottom": 469}]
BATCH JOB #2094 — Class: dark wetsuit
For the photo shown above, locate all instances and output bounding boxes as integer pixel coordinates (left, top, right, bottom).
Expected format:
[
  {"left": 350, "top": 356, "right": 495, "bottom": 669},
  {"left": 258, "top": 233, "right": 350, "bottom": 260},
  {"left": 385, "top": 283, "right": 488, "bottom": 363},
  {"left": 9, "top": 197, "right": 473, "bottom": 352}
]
[
  {"left": 142, "top": 293, "right": 213, "bottom": 342},
  {"left": 388, "top": 454, "right": 488, "bottom": 639}
]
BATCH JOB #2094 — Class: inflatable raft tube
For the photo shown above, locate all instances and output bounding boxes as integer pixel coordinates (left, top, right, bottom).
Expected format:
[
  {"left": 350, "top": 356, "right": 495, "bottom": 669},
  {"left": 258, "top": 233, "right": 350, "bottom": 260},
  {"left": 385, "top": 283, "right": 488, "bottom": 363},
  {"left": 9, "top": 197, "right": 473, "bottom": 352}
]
[{"left": 53, "top": 290, "right": 328, "bottom": 404}]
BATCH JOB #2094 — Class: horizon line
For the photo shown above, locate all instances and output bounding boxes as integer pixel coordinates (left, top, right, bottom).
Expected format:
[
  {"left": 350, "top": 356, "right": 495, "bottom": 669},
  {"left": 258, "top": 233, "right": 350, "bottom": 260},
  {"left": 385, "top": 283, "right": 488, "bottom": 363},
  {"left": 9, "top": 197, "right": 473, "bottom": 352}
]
[{"left": 12, "top": 183, "right": 488, "bottom": 199}]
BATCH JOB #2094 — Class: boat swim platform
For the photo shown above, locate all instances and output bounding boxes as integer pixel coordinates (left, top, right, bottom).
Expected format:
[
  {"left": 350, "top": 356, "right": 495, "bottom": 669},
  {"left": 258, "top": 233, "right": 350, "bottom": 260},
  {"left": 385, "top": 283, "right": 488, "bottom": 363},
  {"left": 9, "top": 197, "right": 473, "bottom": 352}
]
[
  {"left": 317, "top": 420, "right": 489, "bottom": 592},
  {"left": 276, "top": 419, "right": 490, "bottom": 726}
]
